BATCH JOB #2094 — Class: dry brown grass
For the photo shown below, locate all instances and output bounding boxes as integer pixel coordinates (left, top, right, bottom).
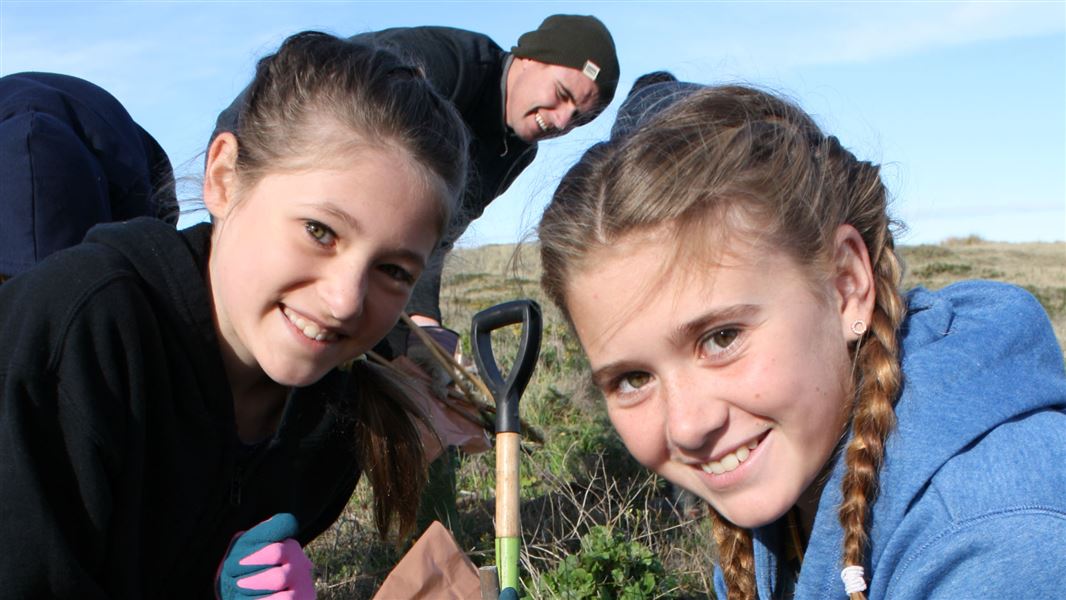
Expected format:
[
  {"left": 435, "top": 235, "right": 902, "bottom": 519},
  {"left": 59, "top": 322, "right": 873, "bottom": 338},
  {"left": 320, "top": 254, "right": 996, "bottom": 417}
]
[{"left": 899, "top": 241, "right": 1066, "bottom": 350}]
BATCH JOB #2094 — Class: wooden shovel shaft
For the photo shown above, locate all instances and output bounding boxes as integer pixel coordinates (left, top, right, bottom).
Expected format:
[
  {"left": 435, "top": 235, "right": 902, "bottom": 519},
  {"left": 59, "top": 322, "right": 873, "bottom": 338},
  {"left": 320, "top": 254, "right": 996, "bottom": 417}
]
[{"left": 495, "top": 431, "right": 521, "bottom": 590}]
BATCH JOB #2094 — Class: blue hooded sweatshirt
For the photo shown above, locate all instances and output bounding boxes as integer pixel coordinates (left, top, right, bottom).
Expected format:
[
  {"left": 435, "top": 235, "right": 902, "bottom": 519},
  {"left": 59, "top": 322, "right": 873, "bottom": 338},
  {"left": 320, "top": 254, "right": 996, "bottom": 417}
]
[{"left": 714, "top": 280, "right": 1066, "bottom": 599}]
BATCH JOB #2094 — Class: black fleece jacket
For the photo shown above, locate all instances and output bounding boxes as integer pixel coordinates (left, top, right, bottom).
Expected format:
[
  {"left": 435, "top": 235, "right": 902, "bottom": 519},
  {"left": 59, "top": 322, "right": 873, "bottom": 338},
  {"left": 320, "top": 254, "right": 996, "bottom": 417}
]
[{"left": 0, "top": 218, "right": 361, "bottom": 598}]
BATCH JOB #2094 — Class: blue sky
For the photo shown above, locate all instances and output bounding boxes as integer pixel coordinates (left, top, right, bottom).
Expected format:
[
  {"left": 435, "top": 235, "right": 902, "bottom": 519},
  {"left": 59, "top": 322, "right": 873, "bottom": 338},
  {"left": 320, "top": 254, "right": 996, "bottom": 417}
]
[{"left": 2, "top": 1, "right": 1063, "bottom": 245}]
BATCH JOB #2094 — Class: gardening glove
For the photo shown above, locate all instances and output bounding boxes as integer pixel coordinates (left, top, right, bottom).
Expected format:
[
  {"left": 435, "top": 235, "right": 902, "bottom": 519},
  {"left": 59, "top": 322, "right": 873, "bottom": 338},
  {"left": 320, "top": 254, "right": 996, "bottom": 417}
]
[
  {"left": 499, "top": 588, "right": 519, "bottom": 600},
  {"left": 406, "top": 325, "right": 461, "bottom": 399},
  {"left": 216, "top": 513, "right": 316, "bottom": 600}
]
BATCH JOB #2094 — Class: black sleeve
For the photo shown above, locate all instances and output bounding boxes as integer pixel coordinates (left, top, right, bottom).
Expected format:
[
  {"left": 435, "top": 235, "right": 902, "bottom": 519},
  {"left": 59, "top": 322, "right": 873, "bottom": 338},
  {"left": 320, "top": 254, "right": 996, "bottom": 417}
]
[
  {"left": 405, "top": 240, "right": 448, "bottom": 322},
  {"left": 353, "top": 27, "right": 494, "bottom": 113},
  {"left": 0, "top": 270, "right": 159, "bottom": 598}
]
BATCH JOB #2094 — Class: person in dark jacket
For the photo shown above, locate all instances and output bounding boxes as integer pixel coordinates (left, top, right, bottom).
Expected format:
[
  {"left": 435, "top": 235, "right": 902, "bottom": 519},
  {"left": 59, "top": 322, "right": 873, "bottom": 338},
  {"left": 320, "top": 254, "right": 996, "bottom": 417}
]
[
  {"left": 0, "top": 72, "right": 177, "bottom": 283},
  {"left": 0, "top": 31, "right": 468, "bottom": 598}
]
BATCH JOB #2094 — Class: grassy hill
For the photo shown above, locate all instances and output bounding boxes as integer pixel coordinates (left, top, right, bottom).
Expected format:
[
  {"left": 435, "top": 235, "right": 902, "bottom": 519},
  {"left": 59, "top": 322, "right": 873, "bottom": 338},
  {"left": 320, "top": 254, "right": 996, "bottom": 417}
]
[{"left": 311, "top": 239, "right": 1065, "bottom": 599}]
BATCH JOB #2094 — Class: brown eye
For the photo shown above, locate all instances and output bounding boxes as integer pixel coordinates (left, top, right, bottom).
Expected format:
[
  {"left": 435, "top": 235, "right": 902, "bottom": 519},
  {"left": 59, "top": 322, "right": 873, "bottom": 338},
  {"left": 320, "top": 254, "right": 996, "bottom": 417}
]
[
  {"left": 378, "top": 263, "right": 415, "bottom": 285},
  {"left": 305, "top": 221, "right": 335, "bottom": 246},
  {"left": 700, "top": 328, "right": 740, "bottom": 357},
  {"left": 619, "top": 371, "right": 651, "bottom": 392}
]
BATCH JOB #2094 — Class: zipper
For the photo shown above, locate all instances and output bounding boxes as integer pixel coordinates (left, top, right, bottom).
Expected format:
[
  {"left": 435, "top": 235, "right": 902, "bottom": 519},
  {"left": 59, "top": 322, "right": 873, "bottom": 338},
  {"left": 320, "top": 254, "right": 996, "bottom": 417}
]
[{"left": 229, "top": 466, "right": 243, "bottom": 506}]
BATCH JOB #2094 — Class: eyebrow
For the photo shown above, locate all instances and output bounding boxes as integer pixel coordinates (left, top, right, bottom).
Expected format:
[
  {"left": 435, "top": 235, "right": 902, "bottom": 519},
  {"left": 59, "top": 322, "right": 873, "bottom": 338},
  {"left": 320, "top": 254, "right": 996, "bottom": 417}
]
[
  {"left": 557, "top": 82, "right": 583, "bottom": 120},
  {"left": 557, "top": 81, "right": 575, "bottom": 102},
  {"left": 669, "top": 304, "right": 760, "bottom": 348},
  {"left": 317, "top": 201, "right": 359, "bottom": 232},
  {"left": 390, "top": 247, "right": 428, "bottom": 271},
  {"left": 588, "top": 303, "right": 760, "bottom": 388}
]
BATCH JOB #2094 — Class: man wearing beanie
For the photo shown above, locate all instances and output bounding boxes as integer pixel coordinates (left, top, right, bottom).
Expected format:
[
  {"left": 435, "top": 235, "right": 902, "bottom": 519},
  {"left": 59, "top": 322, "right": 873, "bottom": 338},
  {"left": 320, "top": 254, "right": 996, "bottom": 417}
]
[{"left": 211, "top": 14, "right": 619, "bottom": 533}]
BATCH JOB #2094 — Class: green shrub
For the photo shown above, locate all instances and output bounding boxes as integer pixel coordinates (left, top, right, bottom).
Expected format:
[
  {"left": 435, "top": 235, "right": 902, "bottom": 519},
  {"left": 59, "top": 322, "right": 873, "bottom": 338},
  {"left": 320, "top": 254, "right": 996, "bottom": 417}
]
[
  {"left": 1024, "top": 285, "right": 1066, "bottom": 318},
  {"left": 912, "top": 262, "right": 973, "bottom": 279},
  {"left": 539, "top": 525, "right": 674, "bottom": 599},
  {"left": 903, "top": 244, "right": 954, "bottom": 261}
]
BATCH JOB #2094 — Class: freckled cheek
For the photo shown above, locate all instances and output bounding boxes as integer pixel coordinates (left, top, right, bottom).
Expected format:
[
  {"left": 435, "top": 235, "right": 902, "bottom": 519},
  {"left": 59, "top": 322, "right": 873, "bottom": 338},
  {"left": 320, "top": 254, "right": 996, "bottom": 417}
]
[
  {"left": 608, "top": 405, "right": 668, "bottom": 467},
  {"left": 736, "top": 355, "right": 797, "bottom": 416}
]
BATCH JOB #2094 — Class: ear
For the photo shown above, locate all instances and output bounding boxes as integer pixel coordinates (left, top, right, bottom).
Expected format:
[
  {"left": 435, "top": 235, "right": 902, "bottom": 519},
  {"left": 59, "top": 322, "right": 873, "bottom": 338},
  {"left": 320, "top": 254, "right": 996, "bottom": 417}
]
[
  {"left": 203, "top": 132, "right": 240, "bottom": 221},
  {"left": 831, "top": 224, "right": 876, "bottom": 341}
]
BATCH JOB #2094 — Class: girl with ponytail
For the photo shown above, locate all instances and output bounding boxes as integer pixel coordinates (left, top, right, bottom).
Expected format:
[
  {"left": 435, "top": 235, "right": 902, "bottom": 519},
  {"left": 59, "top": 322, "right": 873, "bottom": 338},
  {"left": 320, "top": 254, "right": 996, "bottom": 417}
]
[
  {"left": 0, "top": 31, "right": 467, "bottom": 597},
  {"left": 539, "top": 85, "right": 1066, "bottom": 599}
]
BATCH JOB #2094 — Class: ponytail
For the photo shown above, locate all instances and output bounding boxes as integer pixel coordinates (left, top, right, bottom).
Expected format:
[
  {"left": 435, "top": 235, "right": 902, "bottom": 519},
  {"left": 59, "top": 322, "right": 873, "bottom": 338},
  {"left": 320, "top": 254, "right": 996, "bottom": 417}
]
[{"left": 348, "top": 359, "right": 430, "bottom": 541}]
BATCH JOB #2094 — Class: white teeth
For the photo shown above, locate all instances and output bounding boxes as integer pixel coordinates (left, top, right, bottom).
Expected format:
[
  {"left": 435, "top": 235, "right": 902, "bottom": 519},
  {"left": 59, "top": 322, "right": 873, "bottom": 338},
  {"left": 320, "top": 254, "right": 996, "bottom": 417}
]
[
  {"left": 700, "top": 439, "right": 759, "bottom": 475},
  {"left": 535, "top": 113, "right": 549, "bottom": 132},
  {"left": 283, "top": 307, "right": 337, "bottom": 342}
]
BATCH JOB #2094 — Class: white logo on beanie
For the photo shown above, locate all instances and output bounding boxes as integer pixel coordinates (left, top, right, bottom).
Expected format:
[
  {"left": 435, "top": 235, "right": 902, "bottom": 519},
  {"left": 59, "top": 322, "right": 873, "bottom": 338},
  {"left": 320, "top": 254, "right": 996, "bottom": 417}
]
[{"left": 582, "top": 60, "right": 601, "bottom": 82}]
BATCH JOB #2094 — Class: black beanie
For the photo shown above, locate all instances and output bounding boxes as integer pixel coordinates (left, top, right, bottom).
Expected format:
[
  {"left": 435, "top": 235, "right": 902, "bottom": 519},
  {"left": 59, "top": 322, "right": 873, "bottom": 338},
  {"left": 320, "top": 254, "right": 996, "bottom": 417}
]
[{"left": 511, "top": 14, "right": 619, "bottom": 107}]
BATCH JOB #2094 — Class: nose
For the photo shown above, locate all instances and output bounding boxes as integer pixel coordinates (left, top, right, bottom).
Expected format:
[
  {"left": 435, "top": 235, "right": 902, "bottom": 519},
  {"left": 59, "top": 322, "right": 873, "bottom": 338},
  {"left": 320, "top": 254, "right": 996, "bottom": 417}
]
[
  {"left": 662, "top": 369, "right": 727, "bottom": 455},
  {"left": 320, "top": 260, "right": 369, "bottom": 323},
  {"left": 550, "top": 104, "right": 578, "bottom": 132}
]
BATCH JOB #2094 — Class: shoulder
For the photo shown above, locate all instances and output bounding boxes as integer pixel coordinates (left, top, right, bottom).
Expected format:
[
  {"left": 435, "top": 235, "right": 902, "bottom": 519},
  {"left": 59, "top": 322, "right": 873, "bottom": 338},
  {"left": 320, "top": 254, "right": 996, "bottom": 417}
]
[
  {"left": 883, "top": 470, "right": 1066, "bottom": 597},
  {"left": 355, "top": 26, "right": 500, "bottom": 52},
  {"left": 351, "top": 26, "right": 503, "bottom": 68},
  {"left": 929, "top": 408, "right": 1066, "bottom": 519},
  {"left": 899, "top": 281, "right": 1064, "bottom": 404},
  {"left": 877, "top": 409, "right": 1066, "bottom": 597},
  {"left": 903, "top": 281, "right": 1054, "bottom": 350},
  {"left": 0, "top": 238, "right": 160, "bottom": 371}
]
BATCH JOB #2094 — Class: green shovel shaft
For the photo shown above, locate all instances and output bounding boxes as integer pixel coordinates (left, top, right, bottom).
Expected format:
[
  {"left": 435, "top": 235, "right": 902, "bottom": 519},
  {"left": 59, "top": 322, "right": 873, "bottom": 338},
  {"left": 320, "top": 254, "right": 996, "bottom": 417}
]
[{"left": 495, "top": 537, "right": 520, "bottom": 591}]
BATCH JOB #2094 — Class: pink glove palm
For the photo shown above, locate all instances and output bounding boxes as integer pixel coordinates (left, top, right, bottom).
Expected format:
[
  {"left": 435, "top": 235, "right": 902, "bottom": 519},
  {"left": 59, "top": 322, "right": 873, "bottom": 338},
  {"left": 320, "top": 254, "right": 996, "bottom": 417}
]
[{"left": 217, "top": 513, "right": 316, "bottom": 599}]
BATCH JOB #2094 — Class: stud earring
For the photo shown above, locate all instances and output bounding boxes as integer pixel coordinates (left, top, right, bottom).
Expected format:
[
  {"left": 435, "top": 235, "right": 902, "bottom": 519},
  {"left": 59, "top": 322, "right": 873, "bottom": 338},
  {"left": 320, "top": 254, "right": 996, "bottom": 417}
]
[{"left": 851, "top": 320, "right": 867, "bottom": 336}]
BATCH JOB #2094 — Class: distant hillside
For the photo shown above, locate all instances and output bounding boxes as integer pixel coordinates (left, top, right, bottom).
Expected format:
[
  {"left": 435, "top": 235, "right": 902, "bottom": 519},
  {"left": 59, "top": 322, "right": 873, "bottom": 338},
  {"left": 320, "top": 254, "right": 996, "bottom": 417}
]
[{"left": 443, "top": 240, "right": 1066, "bottom": 351}]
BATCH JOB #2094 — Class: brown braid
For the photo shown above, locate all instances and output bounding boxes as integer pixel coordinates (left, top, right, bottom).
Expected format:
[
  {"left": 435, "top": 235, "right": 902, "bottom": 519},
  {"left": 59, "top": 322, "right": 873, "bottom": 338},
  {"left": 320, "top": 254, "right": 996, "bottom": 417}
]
[
  {"left": 712, "top": 511, "right": 758, "bottom": 600},
  {"left": 838, "top": 236, "right": 905, "bottom": 599}
]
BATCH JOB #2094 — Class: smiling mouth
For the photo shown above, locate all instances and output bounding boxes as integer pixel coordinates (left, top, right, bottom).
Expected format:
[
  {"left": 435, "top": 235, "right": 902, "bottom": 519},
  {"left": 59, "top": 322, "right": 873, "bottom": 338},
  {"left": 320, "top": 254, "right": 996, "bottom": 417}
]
[
  {"left": 282, "top": 306, "right": 339, "bottom": 342},
  {"left": 700, "top": 433, "right": 766, "bottom": 475},
  {"left": 534, "top": 113, "right": 550, "bottom": 133}
]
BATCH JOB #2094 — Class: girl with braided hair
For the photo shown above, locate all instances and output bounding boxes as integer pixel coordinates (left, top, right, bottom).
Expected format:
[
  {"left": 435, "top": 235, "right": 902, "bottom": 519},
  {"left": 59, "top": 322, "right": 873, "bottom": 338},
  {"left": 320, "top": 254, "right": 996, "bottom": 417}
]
[{"left": 538, "top": 85, "right": 1066, "bottom": 599}]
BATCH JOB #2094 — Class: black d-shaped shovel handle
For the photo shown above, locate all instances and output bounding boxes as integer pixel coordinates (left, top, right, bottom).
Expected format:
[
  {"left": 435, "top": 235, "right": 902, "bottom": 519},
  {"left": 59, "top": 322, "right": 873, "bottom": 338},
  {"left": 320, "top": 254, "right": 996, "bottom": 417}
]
[{"left": 471, "top": 299, "right": 542, "bottom": 433}]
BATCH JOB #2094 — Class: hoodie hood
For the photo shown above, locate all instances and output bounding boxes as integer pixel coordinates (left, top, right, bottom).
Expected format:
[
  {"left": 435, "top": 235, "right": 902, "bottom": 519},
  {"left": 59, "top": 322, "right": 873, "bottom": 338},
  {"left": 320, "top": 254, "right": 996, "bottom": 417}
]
[
  {"left": 749, "top": 280, "right": 1066, "bottom": 599},
  {"left": 84, "top": 217, "right": 225, "bottom": 395}
]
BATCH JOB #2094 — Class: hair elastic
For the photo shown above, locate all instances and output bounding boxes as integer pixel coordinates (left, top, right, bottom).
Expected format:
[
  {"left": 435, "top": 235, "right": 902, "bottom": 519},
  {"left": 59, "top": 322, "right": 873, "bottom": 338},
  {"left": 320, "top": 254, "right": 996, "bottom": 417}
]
[
  {"left": 840, "top": 565, "right": 867, "bottom": 594},
  {"left": 851, "top": 320, "right": 867, "bottom": 336}
]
